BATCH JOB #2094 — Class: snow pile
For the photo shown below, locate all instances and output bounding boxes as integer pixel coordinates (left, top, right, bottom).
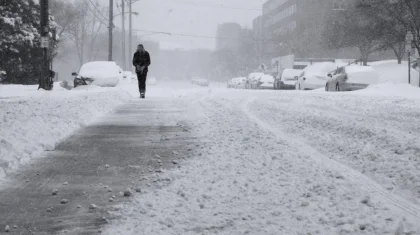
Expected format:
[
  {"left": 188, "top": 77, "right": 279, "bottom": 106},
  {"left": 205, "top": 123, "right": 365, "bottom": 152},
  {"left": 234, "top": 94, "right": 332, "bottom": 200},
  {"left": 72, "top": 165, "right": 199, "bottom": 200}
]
[
  {"left": 357, "top": 83, "right": 420, "bottom": 99},
  {"left": 370, "top": 60, "right": 419, "bottom": 86},
  {"left": 0, "top": 85, "right": 131, "bottom": 180}
]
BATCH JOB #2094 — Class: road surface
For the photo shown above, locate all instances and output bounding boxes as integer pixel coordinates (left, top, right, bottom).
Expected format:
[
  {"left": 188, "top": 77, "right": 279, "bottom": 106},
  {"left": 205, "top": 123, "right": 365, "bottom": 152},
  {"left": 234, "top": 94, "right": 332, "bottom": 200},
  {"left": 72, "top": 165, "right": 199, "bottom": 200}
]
[{"left": 1, "top": 84, "right": 420, "bottom": 234}]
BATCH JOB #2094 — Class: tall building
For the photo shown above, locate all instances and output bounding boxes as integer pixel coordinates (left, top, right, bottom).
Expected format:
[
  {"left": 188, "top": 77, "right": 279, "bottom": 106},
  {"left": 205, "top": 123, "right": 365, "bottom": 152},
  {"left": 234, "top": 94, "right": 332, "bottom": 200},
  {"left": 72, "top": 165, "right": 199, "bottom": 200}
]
[
  {"left": 260, "top": 0, "right": 362, "bottom": 37},
  {"left": 215, "top": 22, "right": 242, "bottom": 51}
]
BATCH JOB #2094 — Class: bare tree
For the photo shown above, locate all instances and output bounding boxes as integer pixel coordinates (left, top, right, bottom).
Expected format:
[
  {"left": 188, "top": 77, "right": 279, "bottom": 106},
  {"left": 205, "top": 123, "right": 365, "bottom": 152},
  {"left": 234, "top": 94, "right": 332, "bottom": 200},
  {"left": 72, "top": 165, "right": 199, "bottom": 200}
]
[
  {"left": 64, "top": 0, "right": 107, "bottom": 65},
  {"left": 323, "top": 6, "right": 385, "bottom": 65},
  {"left": 376, "top": 0, "right": 420, "bottom": 56},
  {"left": 50, "top": 0, "right": 79, "bottom": 38}
]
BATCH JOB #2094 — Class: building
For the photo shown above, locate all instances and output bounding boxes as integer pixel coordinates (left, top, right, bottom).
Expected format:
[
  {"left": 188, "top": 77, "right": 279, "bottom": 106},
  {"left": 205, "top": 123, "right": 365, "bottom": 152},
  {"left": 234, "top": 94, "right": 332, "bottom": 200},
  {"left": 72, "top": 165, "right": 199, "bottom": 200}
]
[
  {"left": 253, "top": 0, "right": 364, "bottom": 58},
  {"left": 215, "top": 22, "right": 242, "bottom": 51},
  {"left": 252, "top": 16, "right": 262, "bottom": 38}
]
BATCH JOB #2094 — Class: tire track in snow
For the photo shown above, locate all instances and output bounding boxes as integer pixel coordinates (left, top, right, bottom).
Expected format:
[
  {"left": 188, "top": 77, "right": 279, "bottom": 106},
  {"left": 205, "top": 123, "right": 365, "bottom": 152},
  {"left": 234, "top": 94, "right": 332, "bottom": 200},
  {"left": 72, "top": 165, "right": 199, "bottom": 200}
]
[{"left": 241, "top": 97, "right": 420, "bottom": 223}]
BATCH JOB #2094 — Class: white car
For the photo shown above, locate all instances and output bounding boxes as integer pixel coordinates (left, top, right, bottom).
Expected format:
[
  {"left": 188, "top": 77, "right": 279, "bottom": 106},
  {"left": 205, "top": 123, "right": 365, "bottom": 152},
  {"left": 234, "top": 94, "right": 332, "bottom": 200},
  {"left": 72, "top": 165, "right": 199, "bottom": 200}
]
[
  {"left": 245, "top": 72, "right": 264, "bottom": 89},
  {"left": 233, "top": 77, "right": 246, "bottom": 89},
  {"left": 72, "top": 61, "right": 122, "bottom": 87},
  {"left": 275, "top": 69, "right": 302, "bottom": 90},
  {"left": 326, "top": 65, "right": 379, "bottom": 91},
  {"left": 257, "top": 74, "right": 275, "bottom": 89},
  {"left": 296, "top": 62, "right": 343, "bottom": 90},
  {"left": 191, "top": 78, "right": 209, "bottom": 87},
  {"left": 122, "top": 71, "right": 136, "bottom": 80}
]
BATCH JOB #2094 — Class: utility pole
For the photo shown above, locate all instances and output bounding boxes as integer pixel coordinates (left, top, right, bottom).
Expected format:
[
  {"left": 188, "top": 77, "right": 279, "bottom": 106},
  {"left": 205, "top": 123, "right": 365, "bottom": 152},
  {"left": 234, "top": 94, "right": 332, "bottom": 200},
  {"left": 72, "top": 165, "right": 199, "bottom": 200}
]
[
  {"left": 121, "top": 0, "right": 126, "bottom": 70},
  {"left": 406, "top": 32, "right": 413, "bottom": 85},
  {"left": 129, "top": 0, "right": 133, "bottom": 71},
  {"left": 39, "top": 0, "right": 52, "bottom": 90},
  {"left": 108, "top": 0, "right": 113, "bottom": 61},
  {"left": 128, "top": 0, "right": 140, "bottom": 72}
]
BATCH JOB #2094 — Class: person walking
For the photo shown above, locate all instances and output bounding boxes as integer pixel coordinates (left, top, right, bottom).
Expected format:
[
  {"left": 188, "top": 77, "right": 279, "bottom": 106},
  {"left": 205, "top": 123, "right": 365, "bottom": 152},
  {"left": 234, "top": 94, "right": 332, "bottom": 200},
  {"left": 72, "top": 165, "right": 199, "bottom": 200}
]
[{"left": 132, "top": 44, "right": 151, "bottom": 98}]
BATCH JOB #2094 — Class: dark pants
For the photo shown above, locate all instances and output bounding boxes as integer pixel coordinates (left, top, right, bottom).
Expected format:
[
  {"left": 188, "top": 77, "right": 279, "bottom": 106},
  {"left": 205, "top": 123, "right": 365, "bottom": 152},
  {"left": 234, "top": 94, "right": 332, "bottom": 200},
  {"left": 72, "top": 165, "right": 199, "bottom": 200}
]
[{"left": 136, "top": 71, "right": 147, "bottom": 93}]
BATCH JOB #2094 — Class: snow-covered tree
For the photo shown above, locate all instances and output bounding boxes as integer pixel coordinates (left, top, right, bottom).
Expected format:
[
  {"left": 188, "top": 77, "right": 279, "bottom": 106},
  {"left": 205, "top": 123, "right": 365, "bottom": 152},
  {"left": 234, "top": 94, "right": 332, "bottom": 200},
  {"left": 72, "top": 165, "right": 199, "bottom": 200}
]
[{"left": 0, "top": 0, "right": 58, "bottom": 84}]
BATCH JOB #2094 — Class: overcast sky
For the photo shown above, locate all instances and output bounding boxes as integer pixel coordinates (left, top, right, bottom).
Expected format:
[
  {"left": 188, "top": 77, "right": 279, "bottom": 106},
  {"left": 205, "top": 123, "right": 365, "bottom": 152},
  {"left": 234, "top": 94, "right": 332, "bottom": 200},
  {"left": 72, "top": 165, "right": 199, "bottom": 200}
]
[{"left": 101, "top": 0, "right": 264, "bottom": 50}]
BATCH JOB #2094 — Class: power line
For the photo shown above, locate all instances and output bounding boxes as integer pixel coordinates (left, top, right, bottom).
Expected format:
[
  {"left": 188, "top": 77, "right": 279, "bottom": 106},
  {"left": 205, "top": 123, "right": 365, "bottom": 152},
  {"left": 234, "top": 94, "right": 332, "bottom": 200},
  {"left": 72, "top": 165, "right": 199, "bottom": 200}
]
[
  {"left": 84, "top": 1, "right": 109, "bottom": 26},
  {"left": 131, "top": 28, "right": 251, "bottom": 41},
  {"left": 85, "top": 0, "right": 109, "bottom": 23},
  {"left": 172, "top": 1, "right": 262, "bottom": 11}
]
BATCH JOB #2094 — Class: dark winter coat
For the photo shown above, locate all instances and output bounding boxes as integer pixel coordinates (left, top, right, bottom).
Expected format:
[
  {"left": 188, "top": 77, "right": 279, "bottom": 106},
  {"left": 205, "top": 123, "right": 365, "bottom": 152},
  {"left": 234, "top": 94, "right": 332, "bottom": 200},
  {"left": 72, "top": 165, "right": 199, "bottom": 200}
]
[{"left": 132, "top": 50, "right": 151, "bottom": 73}]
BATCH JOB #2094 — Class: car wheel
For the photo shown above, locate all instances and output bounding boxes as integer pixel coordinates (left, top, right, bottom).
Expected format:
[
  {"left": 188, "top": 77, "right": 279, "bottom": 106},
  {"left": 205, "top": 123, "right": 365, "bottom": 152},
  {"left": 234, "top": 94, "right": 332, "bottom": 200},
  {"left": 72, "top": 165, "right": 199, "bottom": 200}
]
[{"left": 336, "top": 83, "right": 340, "bottom": 92}]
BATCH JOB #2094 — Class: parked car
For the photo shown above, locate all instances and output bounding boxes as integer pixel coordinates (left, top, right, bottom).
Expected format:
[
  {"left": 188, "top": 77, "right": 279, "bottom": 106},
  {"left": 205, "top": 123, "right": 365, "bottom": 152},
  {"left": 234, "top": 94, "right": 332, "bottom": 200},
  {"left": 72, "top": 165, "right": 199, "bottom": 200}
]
[
  {"left": 72, "top": 61, "right": 122, "bottom": 88},
  {"left": 122, "top": 71, "right": 136, "bottom": 80},
  {"left": 191, "top": 77, "right": 209, "bottom": 87},
  {"left": 274, "top": 69, "right": 302, "bottom": 90},
  {"left": 295, "top": 62, "right": 343, "bottom": 90},
  {"left": 227, "top": 78, "right": 234, "bottom": 88},
  {"left": 231, "top": 77, "right": 246, "bottom": 89},
  {"left": 326, "top": 65, "right": 379, "bottom": 91},
  {"left": 245, "top": 73, "right": 264, "bottom": 89},
  {"left": 257, "top": 74, "right": 275, "bottom": 89}
]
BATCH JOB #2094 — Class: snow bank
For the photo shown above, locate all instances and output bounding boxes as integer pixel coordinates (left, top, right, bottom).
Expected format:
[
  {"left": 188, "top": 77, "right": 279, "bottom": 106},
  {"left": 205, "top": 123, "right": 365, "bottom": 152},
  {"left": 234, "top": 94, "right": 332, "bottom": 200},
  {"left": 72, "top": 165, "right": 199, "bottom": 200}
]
[
  {"left": 370, "top": 61, "right": 419, "bottom": 86},
  {"left": 0, "top": 85, "right": 132, "bottom": 180},
  {"left": 356, "top": 83, "right": 420, "bottom": 99}
]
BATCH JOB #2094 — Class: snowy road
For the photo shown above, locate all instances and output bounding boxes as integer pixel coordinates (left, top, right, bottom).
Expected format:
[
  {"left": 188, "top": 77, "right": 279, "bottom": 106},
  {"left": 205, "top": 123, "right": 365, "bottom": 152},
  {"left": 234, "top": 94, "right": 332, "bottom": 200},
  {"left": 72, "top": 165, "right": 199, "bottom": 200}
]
[
  {"left": 1, "top": 82, "right": 420, "bottom": 234},
  {"left": 103, "top": 86, "right": 420, "bottom": 235}
]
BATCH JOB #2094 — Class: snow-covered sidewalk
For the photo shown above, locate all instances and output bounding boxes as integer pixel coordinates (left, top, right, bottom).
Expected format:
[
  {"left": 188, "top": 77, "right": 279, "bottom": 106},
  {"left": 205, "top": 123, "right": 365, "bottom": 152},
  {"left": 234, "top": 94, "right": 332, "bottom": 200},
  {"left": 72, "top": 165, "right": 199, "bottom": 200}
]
[
  {"left": 103, "top": 87, "right": 420, "bottom": 235},
  {"left": 0, "top": 83, "right": 133, "bottom": 180}
]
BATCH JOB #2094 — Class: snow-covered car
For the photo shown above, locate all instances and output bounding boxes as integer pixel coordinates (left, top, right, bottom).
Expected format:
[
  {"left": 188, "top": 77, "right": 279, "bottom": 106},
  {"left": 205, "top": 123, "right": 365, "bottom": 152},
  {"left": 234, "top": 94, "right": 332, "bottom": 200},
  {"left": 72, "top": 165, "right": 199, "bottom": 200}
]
[
  {"left": 228, "top": 77, "right": 238, "bottom": 88},
  {"left": 274, "top": 69, "right": 302, "bottom": 90},
  {"left": 227, "top": 79, "right": 234, "bottom": 88},
  {"left": 232, "top": 77, "right": 246, "bottom": 89},
  {"left": 191, "top": 78, "right": 209, "bottom": 87},
  {"left": 295, "top": 62, "right": 342, "bottom": 90},
  {"left": 257, "top": 74, "right": 275, "bottom": 89},
  {"left": 245, "top": 73, "right": 264, "bottom": 89},
  {"left": 147, "top": 76, "right": 157, "bottom": 85},
  {"left": 122, "top": 71, "right": 136, "bottom": 80},
  {"left": 72, "top": 61, "right": 122, "bottom": 87},
  {"left": 326, "top": 65, "right": 380, "bottom": 92}
]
